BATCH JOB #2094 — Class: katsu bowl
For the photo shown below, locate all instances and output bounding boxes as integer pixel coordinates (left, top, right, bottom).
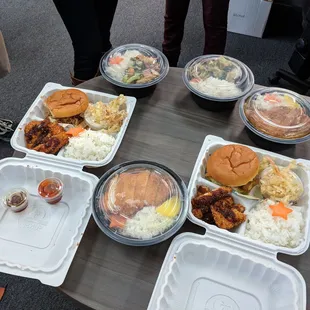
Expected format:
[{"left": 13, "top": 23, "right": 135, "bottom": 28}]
[
  {"left": 92, "top": 161, "right": 188, "bottom": 246},
  {"left": 100, "top": 44, "right": 169, "bottom": 97},
  {"left": 239, "top": 87, "right": 310, "bottom": 144},
  {"left": 183, "top": 55, "right": 254, "bottom": 111}
]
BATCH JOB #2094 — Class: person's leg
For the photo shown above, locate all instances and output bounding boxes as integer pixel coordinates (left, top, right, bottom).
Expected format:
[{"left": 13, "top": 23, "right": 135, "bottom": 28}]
[
  {"left": 202, "top": 0, "right": 230, "bottom": 55},
  {"left": 53, "top": 0, "right": 103, "bottom": 81},
  {"left": 162, "top": 0, "right": 191, "bottom": 66},
  {"left": 94, "top": 0, "right": 118, "bottom": 52}
]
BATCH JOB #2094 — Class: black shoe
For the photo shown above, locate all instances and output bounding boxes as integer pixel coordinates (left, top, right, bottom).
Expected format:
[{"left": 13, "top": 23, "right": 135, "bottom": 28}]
[{"left": 0, "top": 118, "right": 15, "bottom": 142}]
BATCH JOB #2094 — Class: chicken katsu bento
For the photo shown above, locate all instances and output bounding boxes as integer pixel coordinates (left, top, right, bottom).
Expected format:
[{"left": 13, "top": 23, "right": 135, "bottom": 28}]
[
  {"left": 11, "top": 84, "right": 136, "bottom": 166},
  {"left": 92, "top": 161, "right": 188, "bottom": 246},
  {"left": 189, "top": 137, "right": 310, "bottom": 252}
]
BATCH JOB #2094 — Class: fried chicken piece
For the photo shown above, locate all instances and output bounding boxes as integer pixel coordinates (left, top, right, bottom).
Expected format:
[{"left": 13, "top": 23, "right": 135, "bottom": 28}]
[
  {"left": 192, "top": 185, "right": 245, "bottom": 229},
  {"left": 25, "top": 119, "right": 64, "bottom": 147},
  {"left": 192, "top": 208, "right": 203, "bottom": 219},
  {"left": 24, "top": 119, "right": 68, "bottom": 154},
  {"left": 24, "top": 120, "right": 43, "bottom": 148},
  {"left": 202, "top": 211, "right": 215, "bottom": 225},
  {"left": 133, "top": 170, "right": 151, "bottom": 201},
  {"left": 47, "top": 120, "right": 66, "bottom": 135},
  {"left": 33, "top": 132, "right": 68, "bottom": 154},
  {"left": 215, "top": 196, "right": 235, "bottom": 208},
  {"left": 192, "top": 206, "right": 215, "bottom": 224},
  {"left": 232, "top": 204, "right": 246, "bottom": 213},
  {"left": 191, "top": 187, "right": 232, "bottom": 209},
  {"left": 154, "top": 175, "right": 172, "bottom": 206},
  {"left": 108, "top": 170, "right": 172, "bottom": 218},
  {"left": 197, "top": 185, "right": 211, "bottom": 196},
  {"left": 114, "top": 173, "right": 143, "bottom": 217},
  {"left": 211, "top": 200, "right": 246, "bottom": 230}
]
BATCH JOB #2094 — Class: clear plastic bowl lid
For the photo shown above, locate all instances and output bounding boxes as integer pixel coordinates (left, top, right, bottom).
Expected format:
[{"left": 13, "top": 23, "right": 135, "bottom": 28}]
[
  {"left": 92, "top": 161, "right": 188, "bottom": 246},
  {"left": 100, "top": 44, "right": 169, "bottom": 89},
  {"left": 183, "top": 55, "right": 254, "bottom": 101},
  {"left": 241, "top": 87, "right": 310, "bottom": 142}
]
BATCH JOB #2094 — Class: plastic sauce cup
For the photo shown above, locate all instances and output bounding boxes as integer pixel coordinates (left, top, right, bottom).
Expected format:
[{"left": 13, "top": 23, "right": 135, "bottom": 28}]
[
  {"left": 2, "top": 188, "right": 29, "bottom": 212},
  {"left": 38, "top": 178, "right": 63, "bottom": 204}
]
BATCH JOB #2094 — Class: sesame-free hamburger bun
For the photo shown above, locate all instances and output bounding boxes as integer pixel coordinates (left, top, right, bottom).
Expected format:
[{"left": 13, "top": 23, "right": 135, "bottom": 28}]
[
  {"left": 206, "top": 144, "right": 259, "bottom": 187},
  {"left": 45, "top": 89, "right": 89, "bottom": 118}
]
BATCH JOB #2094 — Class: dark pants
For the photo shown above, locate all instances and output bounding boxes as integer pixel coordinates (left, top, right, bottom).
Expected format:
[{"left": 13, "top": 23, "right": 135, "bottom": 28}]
[
  {"left": 163, "top": 0, "right": 230, "bottom": 66},
  {"left": 53, "top": 0, "right": 118, "bottom": 80}
]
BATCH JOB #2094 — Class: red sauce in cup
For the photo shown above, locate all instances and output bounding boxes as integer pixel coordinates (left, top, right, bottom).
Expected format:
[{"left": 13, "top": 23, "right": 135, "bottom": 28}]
[{"left": 38, "top": 178, "right": 63, "bottom": 204}]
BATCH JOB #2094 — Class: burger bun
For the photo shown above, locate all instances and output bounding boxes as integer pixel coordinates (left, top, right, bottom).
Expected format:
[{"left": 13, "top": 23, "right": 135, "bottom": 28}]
[
  {"left": 45, "top": 89, "right": 89, "bottom": 118},
  {"left": 206, "top": 144, "right": 259, "bottom": 187}
]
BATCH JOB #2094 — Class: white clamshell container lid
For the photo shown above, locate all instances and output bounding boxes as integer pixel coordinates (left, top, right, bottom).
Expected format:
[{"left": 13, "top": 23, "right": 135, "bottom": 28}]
[
  {"left": 147, "top": 232, "right": 306, "bottom": 310},
  {"left": 0, "top": 156, "right": 98, "bottom": 286}
]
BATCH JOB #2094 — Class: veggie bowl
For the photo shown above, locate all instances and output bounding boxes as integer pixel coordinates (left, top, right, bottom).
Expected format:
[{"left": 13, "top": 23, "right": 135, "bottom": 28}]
[
  {"left": 183, "top": 55, "right": 254, "bottom": 111},
  {"left": 92, "top": 161, "right": 188, "bottom": 246},
  {"left": 100, "top": 44, "right": 169, "bottom": 92}
]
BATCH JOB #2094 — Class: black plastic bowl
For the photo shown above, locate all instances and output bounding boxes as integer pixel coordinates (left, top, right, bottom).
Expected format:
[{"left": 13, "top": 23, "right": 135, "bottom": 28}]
[
  {"left": 191, "top": 92, "right": 237, "bottom": 111},
  {"left": 110, "top": 83, "right": 157, "bottom": 99}
]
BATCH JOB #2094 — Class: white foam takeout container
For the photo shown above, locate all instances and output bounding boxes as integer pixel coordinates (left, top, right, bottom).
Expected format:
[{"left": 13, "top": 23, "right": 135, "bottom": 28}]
[
  {"left": 148, "top": 135, "right": 309, "bottom": 310},
  {"left": 11, "top": 82, "right": 136, "bottom": 168},
  {"left": 0, "top": 157, "right": 98, "bottom": 286},
  {"left": 0, "top": 83, "right": 136, "bottom": 286}
]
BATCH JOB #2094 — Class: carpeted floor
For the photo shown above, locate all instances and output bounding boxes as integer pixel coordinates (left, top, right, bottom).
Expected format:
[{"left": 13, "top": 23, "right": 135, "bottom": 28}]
[{"left": 0, "top": 0, "right": 304, "bottom": 309}]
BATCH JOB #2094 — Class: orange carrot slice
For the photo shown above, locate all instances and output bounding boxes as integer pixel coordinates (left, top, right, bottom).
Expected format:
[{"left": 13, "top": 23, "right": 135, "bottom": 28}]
[
  {"left": 264, "top": 93, "right": 281, "bottom": 103},
  {"left": 109, "top": 56, "right": 124, "bottom": 65},
  {"left": 190, "top": 78, "right": 200, "bottom": 83},
  {"left": 269, "top": 202, "right": 293, "bottom": 220},
  {"left": 109, "top": 215, "right": 127, "bottom": 229},
  {"left": 66, "top": 127, "right": 85, "bottom": 137},
  {"left": 0, "top": 286, "right": 6, "bottom": 301}
]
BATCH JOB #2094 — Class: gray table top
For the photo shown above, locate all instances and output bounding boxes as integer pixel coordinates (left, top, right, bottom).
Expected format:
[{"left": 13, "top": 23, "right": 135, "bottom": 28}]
[{"left": 16, "top": 68, "right": 310, "bottom": 309}]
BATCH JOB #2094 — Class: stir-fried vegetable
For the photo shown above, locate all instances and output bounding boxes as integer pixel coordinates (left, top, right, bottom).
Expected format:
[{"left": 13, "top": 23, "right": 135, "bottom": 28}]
[
  {"left": 122, "top": 54, "right": 160, "bottom": 84},
  {"left": 189, "top": 56, "right": 240, "bottom": 83}
]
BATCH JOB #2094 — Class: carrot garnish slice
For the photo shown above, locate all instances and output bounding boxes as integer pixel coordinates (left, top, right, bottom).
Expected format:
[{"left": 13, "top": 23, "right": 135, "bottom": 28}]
[
  {"left": 109, "top": 56, "right": 124, "bottom": 65},
  {"left": 109, "top": 215, "right": 127, "bottom": 229},
  {"left": 269, "top": 202, "right": 293, "bottom": 220},
  {"left": 66, "top": 127, "right": 85, "bottom": 137}
]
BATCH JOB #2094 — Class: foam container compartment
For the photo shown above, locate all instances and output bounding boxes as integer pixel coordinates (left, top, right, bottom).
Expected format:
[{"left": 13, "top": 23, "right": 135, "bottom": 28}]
[
  {"left": 0, "top": 157, "right": 98, "bottom": 286},
  {"left": 148, "top": 233, "right": 306, "bottom": 310},
  {"left": 11, "top": 82, "right": 136, "bottom": 167},
  {"left": 148, "top": 135, "right": 309, "bottom": 309}
]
